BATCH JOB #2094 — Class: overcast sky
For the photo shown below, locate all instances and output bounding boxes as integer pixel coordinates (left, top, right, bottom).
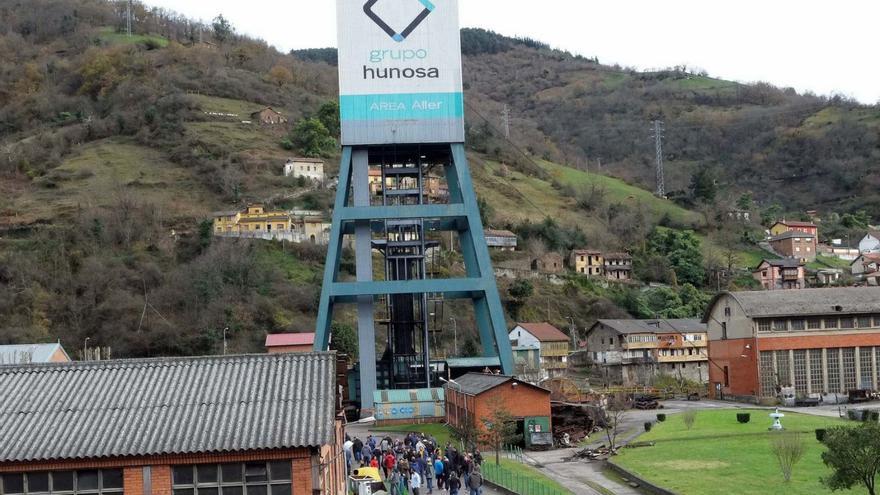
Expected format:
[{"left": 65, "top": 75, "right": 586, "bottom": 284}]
[{"left": 147, "top": 0, "right": 879, "bottom": 104}]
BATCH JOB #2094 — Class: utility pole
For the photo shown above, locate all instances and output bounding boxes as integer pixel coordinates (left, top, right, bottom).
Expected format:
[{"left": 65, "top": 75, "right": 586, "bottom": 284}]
[
  {"left": 126, "top": 0, "right": 133, "bottom": 37},
  {"left": 449, "top": 317, "right": 458, "bottom": 355},
  {"left": 651, "top": 120, "right": 665, "bottom": 197},
  {"left": 501, "top": 104, "right": 510, "bottom": 139}
]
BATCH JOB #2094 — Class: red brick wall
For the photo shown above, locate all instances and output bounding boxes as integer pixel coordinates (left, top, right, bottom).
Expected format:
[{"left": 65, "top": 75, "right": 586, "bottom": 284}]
[
  {"left": 758, "top": 333, "right": 880, "bottom": 350},
  {"left": 124, "top": 467, "right": 143, "bottom": 495},
  {"left": 473, "top": 383, "right": 552, "bottom": 430},
  {"left": 708, "top": 337, "right": 759, "bottom": 398}
]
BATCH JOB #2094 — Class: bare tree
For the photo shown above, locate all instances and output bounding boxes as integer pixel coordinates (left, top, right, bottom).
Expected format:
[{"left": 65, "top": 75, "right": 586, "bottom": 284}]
[
  {"left": 771, "top": 432, "right": 806, "bottom": 482},
  {"left": 591, "top": 393, "right": 628, "bottom": 452},
  {"left": 682, "top": 410, "right": 697, "bottom": 430}
]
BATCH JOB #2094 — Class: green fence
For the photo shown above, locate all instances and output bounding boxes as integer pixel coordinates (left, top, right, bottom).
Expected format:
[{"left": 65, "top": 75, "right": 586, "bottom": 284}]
[{"left": 481, "top": 458, "right": 570, "bottom": 495}]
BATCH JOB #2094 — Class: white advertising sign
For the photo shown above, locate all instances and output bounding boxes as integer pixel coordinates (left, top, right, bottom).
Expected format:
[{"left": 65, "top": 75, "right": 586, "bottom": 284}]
[{"left": 337, "top": 0, "right": 465, "bottom": 145}]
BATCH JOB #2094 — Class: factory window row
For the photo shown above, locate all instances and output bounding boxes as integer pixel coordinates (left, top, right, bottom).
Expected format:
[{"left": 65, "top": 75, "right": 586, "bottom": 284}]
[
  {"left": 756, "top": 315, "right": 880, "bottom": 333},
  {"left": 758, "top": 347, "right": 880, "bottom": 398},
  {"left": 1, "top": 470, "right": 122, "bottom": 495},
  {"left": 171, "top": 462, "right": 292, "bottom": 495}
]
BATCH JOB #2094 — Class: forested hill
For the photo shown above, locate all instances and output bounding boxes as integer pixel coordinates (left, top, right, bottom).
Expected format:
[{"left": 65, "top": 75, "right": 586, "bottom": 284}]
[
  {"left": 295, "top": 28, "right": 880, "bottom": 218},
  {"left": 0, "top": 0, "right": 876, "bottom": 359}
]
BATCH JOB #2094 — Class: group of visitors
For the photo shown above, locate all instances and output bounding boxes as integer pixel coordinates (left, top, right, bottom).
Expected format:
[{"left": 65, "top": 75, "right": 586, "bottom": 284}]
[{"left": 343, "top": 432, "right": 485, "bottom": 495}]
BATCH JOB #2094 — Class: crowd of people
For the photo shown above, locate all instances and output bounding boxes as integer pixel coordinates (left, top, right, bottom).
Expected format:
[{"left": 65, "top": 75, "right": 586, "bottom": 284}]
[{"left": 343, "top": 432, "right": 486, "bottom": 495}]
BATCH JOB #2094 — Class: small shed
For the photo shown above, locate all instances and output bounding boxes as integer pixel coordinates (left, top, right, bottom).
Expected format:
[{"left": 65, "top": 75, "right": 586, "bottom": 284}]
[
  {"left": 250, "top": 107, "right": 288, "bottom": 125},
  {"left": 373, "top": 388, "right": 446, "bottom": 425},
  {"left": 265, "top": 332, "right": 315, "bottom": 353},
  {"left": 531, "top": 252, "right": 564, "bottom": 274}
]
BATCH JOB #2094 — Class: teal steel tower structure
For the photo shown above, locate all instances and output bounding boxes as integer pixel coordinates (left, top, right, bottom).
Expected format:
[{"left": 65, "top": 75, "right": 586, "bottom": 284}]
[{"left": 318, "top": 0, "right": 513, "bottom": 413}]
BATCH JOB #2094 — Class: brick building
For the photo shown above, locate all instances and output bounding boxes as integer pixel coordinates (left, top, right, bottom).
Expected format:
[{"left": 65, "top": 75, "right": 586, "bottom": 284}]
[
  {"left": 531, "top": 252, "right": 564, "bottom": 274},
  {"left": 444, "top": 373, "right": 552, "bottom": 449},
  {"left": 770, "top": 220, "right": 818, "bottom": 238},
  {"left": 769, "top": 231, "right": 817, "bottom": 261},
  {"left": 583, "top": 319, "right": 708, "bottom": 386},
  {"left": 705, "top": 287, "right": 880, "bottom": 401},
  {"left": 0, "top": 353, "right": 346, "bottom": 495},
  {"left": 250, "top": 107, "right": 287, "bottom": 125},
  {"left": 265, "top": 332, "right": 316, "bottom": 353},
  {"left": 283, "top": 158, "right": 325, "bottom": 183},
  {"left": 752, "top": 259, "right": 806, "bottom": 290}
]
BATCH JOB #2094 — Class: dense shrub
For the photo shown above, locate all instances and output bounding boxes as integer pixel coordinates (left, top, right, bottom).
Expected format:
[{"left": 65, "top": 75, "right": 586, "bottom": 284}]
[
  {"left": 656, "top": 413, "right": 666, "bottom": 422},
  {"left": 737, "top": 413, "right": 751, "bottom": 424},
  {"left": 644, "top": 422, "right": 653, "bottom": 432}
]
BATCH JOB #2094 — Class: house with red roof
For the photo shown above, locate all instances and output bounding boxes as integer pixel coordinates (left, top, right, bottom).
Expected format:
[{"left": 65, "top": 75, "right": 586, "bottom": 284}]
[
  {"left": 508, "top": 322, "right": 571, "bottom": 378},
  {"left": 265, "top": 333, "right": 316, "bottom": 354}
]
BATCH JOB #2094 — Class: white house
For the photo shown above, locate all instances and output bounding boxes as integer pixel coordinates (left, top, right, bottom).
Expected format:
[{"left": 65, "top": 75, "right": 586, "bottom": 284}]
[
  {"left": 859, "top": 230, "right": 880, "bottom": 254},
  {"left": 508, "top": 322, "right": 571, "bottom": 378},
  {"left": 851, "top": 253, "right": 880, "bottom": 276},
  {"left": 284, "top": 158, "right": 325, "bottom": 183}
]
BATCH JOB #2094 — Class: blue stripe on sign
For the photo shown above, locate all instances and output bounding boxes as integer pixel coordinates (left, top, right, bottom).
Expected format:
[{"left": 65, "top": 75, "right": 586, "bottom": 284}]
[
  {"left": 340, "top": 92, "right": 464, "bottom": 121},
  {"left": 419, "top": 0, "right": 436, "bottom": 11}
]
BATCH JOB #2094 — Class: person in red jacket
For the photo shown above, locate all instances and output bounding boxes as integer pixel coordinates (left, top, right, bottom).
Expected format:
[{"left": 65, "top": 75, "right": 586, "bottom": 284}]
[
  {"left": 383, "top": 452, "right": 396, "bottom": 479},
  {"left": 370, "top": 456, "right": 379, "bottom": 469}
]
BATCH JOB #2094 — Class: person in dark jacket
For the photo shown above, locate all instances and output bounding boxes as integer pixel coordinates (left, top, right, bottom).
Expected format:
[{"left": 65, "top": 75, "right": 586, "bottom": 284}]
[{"left": 447, "top": 472, "right": 462, "bottom": 495}]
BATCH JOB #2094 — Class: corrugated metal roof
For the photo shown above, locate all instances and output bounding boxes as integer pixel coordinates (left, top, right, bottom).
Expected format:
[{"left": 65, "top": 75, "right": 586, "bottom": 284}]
[
  {"left": 0, "top": 352, "right": 337, "bottom": 463},
  {"left": 0, "top": 343, "right": 69, "bottom": 364},
  {"left": 592, "top": 319, "right": 707, "bottom": 336},
  {"left": 445, "top": 357, "right": 501, "bottom": 368},
  {"left": 450, "top": 373, "right": 549, "bottom": 396},
  {"left": 707, "top": 287, "right": 880, "bottom": 320},
  {"left": 373, "top": 388, "right": 445, "bottom": 404}
]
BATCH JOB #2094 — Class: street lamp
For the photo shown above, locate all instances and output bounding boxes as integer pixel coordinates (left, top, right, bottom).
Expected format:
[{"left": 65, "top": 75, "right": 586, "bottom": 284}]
[
  {"left": 449, "top": 317, "right": 458, "bottom": 355},
  {"left": 223, "top": 327, "right": 230, "bottom": 355}
]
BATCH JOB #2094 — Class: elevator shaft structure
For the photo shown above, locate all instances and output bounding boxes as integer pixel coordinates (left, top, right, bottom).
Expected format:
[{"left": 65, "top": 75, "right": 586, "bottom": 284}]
[{"left": 314, "top": 144, "right": 514, "bottom": 412}]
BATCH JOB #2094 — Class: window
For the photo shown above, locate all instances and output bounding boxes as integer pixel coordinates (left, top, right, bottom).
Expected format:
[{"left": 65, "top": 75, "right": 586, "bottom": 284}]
[
  {"left": 840, "top": 317, "right": 855, "bottom": 329},
  {"left": 824, "top": 318, "right": 839, "bottom": 329},
  {"left": 807, "top": 317, "right": 822, "bottom": 330},
  {"left": 858, "top": 316, "right": 872, "bottom": 329},
  {"left": 1, "top": 470, "right": 122, "bottom": 495},
  {"left": 721, "top": 322, "right": 728, "bottom": 340},
  {"left": 757, "top": 319, "right": 772, "bottom": 332},
  {"left": 723, "top": 366, "right": 730, "bottom": 387},
  {"left": 724, "top": 307, "right": 731, "bottom": 317},
  {"left": 772, "top": 319, "right": 787, "bottom": 332},
  {"left": 790, "top": 319, "right": 805, "bottom": 331},
  {"left": 172, "top": 462, "right": 291, "bottom": 495}
]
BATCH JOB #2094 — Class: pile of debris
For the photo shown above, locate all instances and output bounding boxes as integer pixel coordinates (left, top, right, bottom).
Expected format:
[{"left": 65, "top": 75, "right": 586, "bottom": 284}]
[
  {"left": 570, "top": 445, "right": 617, "bottom": 460},
  {"left": 551, "top": 402, "right": 604, "bottom": 446},
  {"left": 633, "top": 394, "right": 660, "bottom": 409}
]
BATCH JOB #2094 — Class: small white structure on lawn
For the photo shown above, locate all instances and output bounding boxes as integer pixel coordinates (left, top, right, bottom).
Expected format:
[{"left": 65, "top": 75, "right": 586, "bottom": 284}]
[{"left": 769, "top": 408, "right": 785, "bottom": 431}]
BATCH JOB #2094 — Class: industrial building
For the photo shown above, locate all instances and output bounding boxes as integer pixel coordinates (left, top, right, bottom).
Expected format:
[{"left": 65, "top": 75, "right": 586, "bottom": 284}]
[
  {"left": 705, "top": 287, "right": 880, "bottom": 401},
  {"left": 583, "top": 319, "right": 708, "bottom": 386},
  {"left": 444, "top": 373, "right": 552, "bottom": 449},
  {"left": 0, "top": 352, "right": 346, "bottom": 495},
  {"left": 265, "top": 332, "right": 316, "bottom": 353}
]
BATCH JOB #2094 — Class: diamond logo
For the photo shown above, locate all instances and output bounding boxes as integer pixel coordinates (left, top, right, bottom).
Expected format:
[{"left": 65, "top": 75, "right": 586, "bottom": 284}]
[{"left": 363, "top": 0, "right": 435, "bottom": 42}]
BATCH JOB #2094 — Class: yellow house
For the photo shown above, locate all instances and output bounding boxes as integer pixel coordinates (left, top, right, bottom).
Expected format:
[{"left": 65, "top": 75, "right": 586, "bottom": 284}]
[
  {"left": 570, "top": 249, "right": 604, "bottom": 276},
  {"left": 212, "top": 204, "right": 293, "bottom": 234}
]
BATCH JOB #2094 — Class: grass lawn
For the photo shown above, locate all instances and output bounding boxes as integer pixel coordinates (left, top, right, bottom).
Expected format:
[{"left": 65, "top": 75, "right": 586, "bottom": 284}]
[
  {"left": 8, "top": 138, "right": 215, "bottom": 225},
  {"left": 97, "top": 27, "right": 169, "bottom": 47},
  {"left": 371, "top": 423, "right": 455, "bottom": 448},
  {"left": 614, "top": 409, "right": 854, "bottom": 495},
  {"left": 808, "top": 255, "right": 853, "bottom": 271},
  {"left": 482, "top": 459, "right": 572, "bottom": 494}
]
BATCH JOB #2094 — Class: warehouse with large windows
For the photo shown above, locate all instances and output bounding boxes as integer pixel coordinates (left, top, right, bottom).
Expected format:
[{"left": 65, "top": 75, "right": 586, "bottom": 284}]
[
  {"left": 704, "top": 287, "right": 880, "bottom": 401},
  {"left": 0, "top": 353, "right": 346, "bottom": 495}
]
